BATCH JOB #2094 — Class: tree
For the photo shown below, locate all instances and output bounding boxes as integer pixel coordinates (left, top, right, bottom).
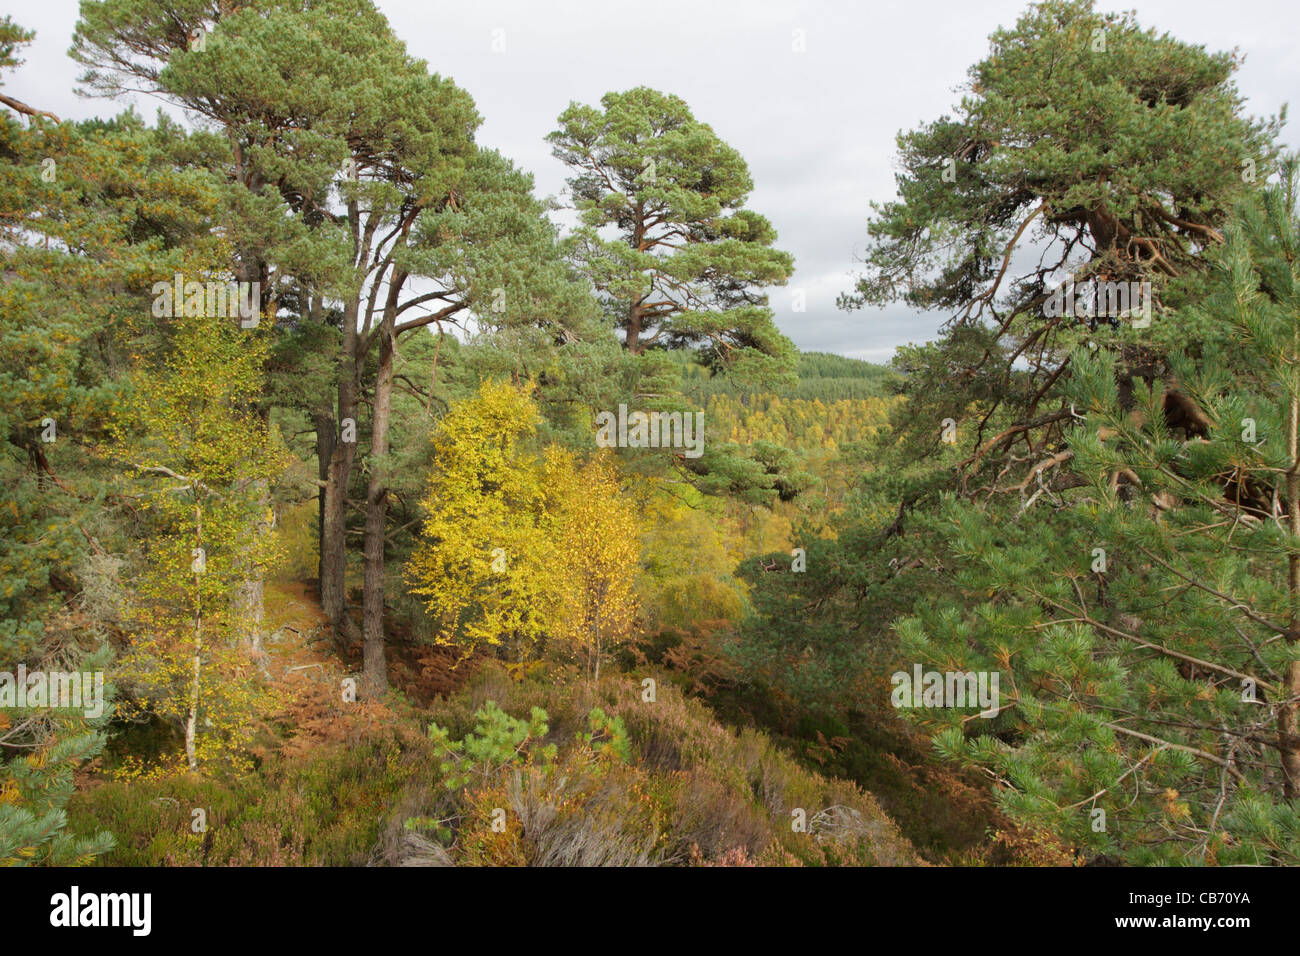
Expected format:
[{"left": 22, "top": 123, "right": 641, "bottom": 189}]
[
  {"left": 111, "top": 309, "right": 285, "bottom": 774},
  {"left": 904, "top": 167, "right": 1300, "bottom": 863},
  {"left": 549, "top": 86, "right": 797, "bottom": 383},
  {"left": 0, "top": 19, "right": 224, "bottom": 863},
  {"left": 71, "top": 0, "right": 595, "bottom": 695},
  {"left": 548, "top": 450, "right": 641, "bottom": 680},
  {"left": 405, "top": 381, "right": 558, "bottom": 662},
  {"left": 548, "top": 87, "right": 824, "bottom": 517},
  {"left": 840, "top": 0, "right": 1281, "bottom": 496},
  {"left": 406, "top": 382, "right": 644, "bottom": 674}
]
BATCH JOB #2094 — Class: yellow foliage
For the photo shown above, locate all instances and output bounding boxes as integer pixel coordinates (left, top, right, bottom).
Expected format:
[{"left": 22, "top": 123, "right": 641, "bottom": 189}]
[
  {"left": 405, "top": 380, "right": 554, "bottom": 658},
  {"left": 406, "top": 382, "right": 641, "bottom": 675},
  {"left": 110, "top": 310, "right": 285, "bottom": 775},
  {"left": 546, "top": 449, "right": 641, "bottom": 678}
]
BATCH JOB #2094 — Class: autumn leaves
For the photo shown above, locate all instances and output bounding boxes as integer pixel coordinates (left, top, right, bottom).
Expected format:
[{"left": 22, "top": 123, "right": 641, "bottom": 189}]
[{"left": 406, "top": 381, "right": 639, "bottom": 679}]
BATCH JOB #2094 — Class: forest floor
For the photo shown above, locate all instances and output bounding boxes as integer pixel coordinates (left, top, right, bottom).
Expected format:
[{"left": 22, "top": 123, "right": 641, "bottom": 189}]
[
  {"left": 260, "top": 578, "right": 1028, "bottom": 864},
  {"left": 68, "top": 577, "right": 1048, "bottom": 865}
]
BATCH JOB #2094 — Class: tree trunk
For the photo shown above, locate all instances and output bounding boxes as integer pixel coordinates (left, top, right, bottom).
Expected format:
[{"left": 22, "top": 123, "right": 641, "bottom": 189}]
[
  {"left": 233, "top": 476, "right": 270, "bottom": 661},
  {"left": 228, "top": 257, "right": 272, "bottom": 662},
  {"left": 187, "top": 500, "right": 203, "bottom": 773},
  {"left": 1281, "top": 386, "right": 1300, "bottom": 798},
  {"left": 320, "top": 298, "right": 360, "bottom": 639},
  {"left": 313, "top": 409, "right": 335, "bottom": 586},
  {"left": 625, "top": 203, "right": 645, "bottom": 354},
  {"left": 361, "top": 303, "right": 399, "bottom": 697},
  {"left": 307, "top": 292, "right": 335, "bottom": 589},
  {"left": 232, "top": 574, "right": 264, "bottom": 655},
  {"left": 185, "top": 620, "right": 201, "bottom": 773},
  {"left": 626, "top": 302, "right": 642, "bottom": 355}
]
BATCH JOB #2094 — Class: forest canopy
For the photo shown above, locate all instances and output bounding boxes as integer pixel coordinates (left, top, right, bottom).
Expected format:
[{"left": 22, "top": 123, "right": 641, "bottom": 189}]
[{"left": 0, "top": 0, "right": 1296, "bottom": 880}]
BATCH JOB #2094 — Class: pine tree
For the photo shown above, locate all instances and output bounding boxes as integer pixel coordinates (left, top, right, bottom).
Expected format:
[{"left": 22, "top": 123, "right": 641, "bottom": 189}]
[
  {"left": 840, "top": 0, "right": 1281, "bottom": 496},
  {"left": 549, "top": 86, "right": 796, "bottom": 382},
  {"left": 71, "top": 0, "right": 595, "bottom": 694},
  {"left": 0, "top": 19, "right": 218, "bottom": 863},
  {"left": 906, "top": 164, "right": 1300, "bottom": 863}
]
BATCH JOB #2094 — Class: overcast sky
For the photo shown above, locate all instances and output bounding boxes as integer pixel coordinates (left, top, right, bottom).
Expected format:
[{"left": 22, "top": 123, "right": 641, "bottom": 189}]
[{"left": 8, "top": 0, "right": 1298, "bottom": 363}]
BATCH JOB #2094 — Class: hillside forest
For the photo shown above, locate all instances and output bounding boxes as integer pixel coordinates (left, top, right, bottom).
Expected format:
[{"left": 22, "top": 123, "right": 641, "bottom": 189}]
[{"left": 3, "top": 0, "right": 1299, "bottom": 869}]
